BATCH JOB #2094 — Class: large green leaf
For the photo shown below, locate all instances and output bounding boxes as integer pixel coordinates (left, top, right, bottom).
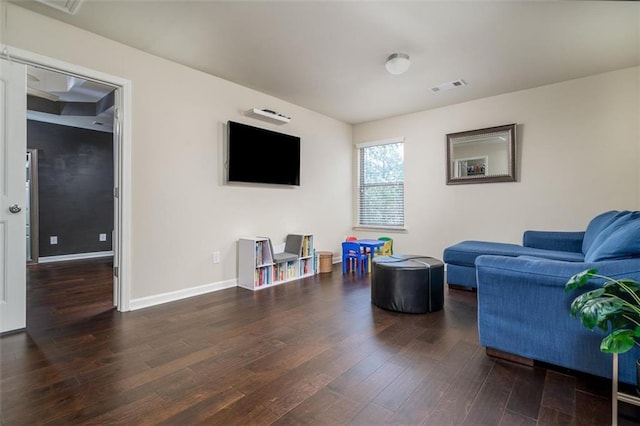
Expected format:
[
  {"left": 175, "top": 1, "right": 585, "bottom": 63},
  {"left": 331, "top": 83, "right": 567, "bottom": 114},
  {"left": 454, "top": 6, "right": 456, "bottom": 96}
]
[
  {"left": 603, "top": 280, "right": 640, "bottom": 298},
  {"left": 600, "top": 328, "right": 638, "bottom": 354},
  {"left": 604, "top": 279, "right": 640, "bottom": 291},
  {"left": 567, "top": 269, "right": 640, "bottom": 354},
  {"left": 565, "top": 269, "right": 598, "bottom": 293},
  {"left": 572, "top": 295, "right": 624, "bottom": 330},
  {"left": 569, "top": 288, "right": 605, "bottom": 318}
]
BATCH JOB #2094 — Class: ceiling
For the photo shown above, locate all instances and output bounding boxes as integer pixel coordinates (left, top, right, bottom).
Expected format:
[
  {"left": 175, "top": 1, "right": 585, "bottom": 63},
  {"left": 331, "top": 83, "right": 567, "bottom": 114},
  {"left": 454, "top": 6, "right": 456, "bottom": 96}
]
[
  {"left": 26, "top": 65, "right": 115, "bottom": 132},
  {"left": 12, "top": 0, "right": 640, "bottom": 124}
]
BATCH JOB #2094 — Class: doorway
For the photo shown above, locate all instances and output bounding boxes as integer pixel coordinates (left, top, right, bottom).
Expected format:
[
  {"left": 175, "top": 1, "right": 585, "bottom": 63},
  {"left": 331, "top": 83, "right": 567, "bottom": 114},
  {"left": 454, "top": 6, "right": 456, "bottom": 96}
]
[
  {"left": 26, "top": 65, "right": 116, "bottom": 264},
  {"left": 1, "top": 46, "right": 132, "bottom": 334},
  {"left": 25, "top": 65, "right": 117, "bottom": 322}
]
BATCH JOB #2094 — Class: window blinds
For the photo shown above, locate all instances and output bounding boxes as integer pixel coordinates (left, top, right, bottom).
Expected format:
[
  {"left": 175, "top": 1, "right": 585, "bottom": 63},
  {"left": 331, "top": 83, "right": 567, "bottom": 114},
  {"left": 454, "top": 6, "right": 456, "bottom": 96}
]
[{"left": 358, "top": 141, "right": 404, "bottom": 227}]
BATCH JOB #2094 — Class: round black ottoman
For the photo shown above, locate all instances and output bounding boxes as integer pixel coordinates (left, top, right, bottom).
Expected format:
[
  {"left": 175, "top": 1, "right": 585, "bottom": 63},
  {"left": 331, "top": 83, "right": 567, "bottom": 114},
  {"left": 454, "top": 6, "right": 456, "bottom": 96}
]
[{"left": 371, "top": 255, "right": 444, "bottom": 314}]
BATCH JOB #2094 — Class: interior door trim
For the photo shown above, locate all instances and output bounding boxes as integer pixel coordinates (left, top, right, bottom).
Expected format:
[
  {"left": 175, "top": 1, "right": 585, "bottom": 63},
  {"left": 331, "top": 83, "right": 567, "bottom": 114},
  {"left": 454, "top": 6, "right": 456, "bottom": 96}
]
[
  {"left": 26, "top": 149, "right": 38, "bottom": 264},
  {"left": 2, "top": 45, "right": 133, "bottom": 311}
]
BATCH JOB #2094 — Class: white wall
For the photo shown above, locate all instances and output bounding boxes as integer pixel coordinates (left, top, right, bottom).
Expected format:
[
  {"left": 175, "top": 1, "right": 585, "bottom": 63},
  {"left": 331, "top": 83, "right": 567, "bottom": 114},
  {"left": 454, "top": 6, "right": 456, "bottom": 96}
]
[
  {"left": 7, "top": 4, "right": 639, "bottom": 304},
  {"left": 353, "top": 67, "right": 640, "bottom": 259},
  {"left": 6, "top": 4, "right": 353, "bottom": 300}
]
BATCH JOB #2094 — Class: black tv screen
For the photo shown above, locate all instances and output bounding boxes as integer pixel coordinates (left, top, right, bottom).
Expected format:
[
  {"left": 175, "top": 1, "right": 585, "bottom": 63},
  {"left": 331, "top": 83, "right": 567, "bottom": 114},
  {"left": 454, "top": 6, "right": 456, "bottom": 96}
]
[{"left": 227, "top": 121, "right": 300, "bottom": 186}]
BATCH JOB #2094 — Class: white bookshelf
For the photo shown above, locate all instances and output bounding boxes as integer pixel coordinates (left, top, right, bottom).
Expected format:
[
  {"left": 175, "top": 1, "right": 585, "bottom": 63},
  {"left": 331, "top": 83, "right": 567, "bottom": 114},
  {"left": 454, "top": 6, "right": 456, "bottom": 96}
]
[{"left": 237, "top": 234, "right": 317, "bottom": 291}]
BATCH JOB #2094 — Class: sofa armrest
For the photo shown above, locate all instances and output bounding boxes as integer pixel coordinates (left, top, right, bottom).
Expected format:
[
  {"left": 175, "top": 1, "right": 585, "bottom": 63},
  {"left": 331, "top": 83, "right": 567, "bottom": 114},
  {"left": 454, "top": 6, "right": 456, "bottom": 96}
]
[
  {"left": 522, "top": 231, "right": 584, "bottom": 253},
  {"left": 475, "top": 255, "right": 640, "bottom": 384}
]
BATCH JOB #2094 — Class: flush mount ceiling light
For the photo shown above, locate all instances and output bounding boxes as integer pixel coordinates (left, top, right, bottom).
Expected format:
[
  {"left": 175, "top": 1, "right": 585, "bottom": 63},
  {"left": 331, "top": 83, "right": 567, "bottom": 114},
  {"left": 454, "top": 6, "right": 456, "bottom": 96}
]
[{"left": 385, "top": 53, "right": 410, "bottom": 75}]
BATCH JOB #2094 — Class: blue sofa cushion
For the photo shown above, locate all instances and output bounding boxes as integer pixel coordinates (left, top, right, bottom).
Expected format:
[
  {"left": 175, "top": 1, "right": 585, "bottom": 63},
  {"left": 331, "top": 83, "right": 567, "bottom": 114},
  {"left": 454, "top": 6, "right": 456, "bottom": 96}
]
[
  {"left": 582, "top": 210, "right": 627, "bottom": 254},
  {"left": 443, "top": 240, "right": 585, "bottom": 267},
  {"left": 585, "top": 211, "right": 640, "bottom": 262}
]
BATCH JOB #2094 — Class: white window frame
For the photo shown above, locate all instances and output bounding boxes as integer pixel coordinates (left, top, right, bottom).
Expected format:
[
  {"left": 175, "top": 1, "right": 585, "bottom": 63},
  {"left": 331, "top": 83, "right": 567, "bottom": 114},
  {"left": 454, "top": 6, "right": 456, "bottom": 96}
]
[{"left": 354, "top": 137, "right": 406, "bottom": 232}]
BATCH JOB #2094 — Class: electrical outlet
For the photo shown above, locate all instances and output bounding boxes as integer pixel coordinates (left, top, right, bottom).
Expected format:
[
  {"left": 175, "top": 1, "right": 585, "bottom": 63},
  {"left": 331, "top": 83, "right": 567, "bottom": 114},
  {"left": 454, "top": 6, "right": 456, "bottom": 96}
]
[
  {"left": 50, "top": 236, "right": 58, "bottom": 245},
  {"left": 213, "top": 251, "right": 221, "bottom": 264},
  {"left": 99, "top": 233, "right": 107, "bottom": 241}
]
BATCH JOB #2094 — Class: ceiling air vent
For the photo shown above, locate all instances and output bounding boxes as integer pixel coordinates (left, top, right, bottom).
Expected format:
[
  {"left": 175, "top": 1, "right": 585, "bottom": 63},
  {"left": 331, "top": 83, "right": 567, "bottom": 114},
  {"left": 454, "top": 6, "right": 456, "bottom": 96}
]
[
  {"left": 35, "top": 0, "right": 84, "bottom": 15},
  {"left": 430, "top": 79, "right": 467, "bottom": 93}
]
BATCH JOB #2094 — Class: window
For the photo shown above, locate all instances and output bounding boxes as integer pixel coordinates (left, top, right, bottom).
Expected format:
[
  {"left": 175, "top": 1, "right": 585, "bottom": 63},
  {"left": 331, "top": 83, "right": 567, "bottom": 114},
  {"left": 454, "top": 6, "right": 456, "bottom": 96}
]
[{"left": 357, "top": 138, "right": 404, "bottom": 228}]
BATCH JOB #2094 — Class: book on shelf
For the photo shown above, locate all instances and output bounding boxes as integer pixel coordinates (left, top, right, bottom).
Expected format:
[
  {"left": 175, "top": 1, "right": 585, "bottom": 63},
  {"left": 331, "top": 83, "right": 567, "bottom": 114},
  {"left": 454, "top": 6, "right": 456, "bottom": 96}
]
[
  {"left": 255, "top": 240, "right": 273, "bottom": 267},
  {"left": 302, "top": 250, "right": 318, "bottom": 275},
  {"left": 301, "top": 235, "right": 313, "bottom": 257},
  {"left": 255, "top": 266, "right": 274, "bottom": 286}
]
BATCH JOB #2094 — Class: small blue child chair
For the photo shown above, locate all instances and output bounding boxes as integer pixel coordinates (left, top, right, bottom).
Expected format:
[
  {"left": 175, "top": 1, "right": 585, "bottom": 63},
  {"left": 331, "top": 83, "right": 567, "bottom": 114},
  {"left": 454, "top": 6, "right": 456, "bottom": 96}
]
[{"left": 342, "top": 241, "right": 368, "bottom": 275}]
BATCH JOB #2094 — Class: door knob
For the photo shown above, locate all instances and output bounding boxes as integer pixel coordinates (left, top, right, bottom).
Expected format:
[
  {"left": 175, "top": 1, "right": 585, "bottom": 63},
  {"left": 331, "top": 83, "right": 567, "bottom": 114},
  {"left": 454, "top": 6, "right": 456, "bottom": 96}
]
[{"left": 8, "top": 204, "right": 21, "bottom": 214}]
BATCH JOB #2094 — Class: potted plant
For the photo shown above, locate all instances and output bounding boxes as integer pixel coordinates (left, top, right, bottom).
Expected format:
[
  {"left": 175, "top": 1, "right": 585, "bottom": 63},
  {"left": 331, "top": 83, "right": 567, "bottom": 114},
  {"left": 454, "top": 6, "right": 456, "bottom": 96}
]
[{"left": 565, "top": 269, "right": 640, "bottom": 393}]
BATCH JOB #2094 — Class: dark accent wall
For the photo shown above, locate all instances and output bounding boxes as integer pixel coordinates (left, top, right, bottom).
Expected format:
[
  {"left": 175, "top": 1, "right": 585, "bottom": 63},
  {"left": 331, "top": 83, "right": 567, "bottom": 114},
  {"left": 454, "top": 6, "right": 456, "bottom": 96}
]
[{"left": 27, "top": 120, "right": 114, "bottom": 257}]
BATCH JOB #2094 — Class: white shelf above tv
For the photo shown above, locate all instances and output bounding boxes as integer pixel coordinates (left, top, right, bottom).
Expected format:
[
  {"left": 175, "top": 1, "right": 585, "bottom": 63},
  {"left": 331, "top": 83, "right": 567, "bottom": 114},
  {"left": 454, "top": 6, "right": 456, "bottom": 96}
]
[{"left": 250, "top": 108, "right": 291, "bottom": 123}]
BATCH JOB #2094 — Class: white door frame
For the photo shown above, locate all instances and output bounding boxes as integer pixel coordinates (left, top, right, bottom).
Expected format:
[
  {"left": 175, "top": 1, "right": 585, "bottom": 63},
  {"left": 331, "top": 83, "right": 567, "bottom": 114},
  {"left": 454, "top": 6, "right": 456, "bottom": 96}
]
[{"left": 2, "top": 46, "right": 132, "bottom": 312}]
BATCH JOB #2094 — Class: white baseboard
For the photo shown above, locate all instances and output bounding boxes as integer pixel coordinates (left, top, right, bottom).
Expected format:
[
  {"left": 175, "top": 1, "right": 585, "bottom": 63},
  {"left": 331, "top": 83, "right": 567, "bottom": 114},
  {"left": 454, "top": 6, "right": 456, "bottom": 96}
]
[
  {"left": 129, "top": 278, "right": 238, "bottom": 311},
  {"left": 38, "top": 251, "right": 114, "bottom": 263}
]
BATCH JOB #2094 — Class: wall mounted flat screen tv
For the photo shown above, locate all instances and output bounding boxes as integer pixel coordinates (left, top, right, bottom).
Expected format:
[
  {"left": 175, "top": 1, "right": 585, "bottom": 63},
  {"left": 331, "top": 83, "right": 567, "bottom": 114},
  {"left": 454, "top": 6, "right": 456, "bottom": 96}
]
[{"left": 227, "top": 121, "right": 300, "bottom": 186}]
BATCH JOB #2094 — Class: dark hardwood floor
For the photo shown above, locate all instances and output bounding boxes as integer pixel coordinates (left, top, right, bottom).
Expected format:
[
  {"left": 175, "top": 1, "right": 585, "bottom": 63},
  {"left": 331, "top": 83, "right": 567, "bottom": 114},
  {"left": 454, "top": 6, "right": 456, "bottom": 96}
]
[{"left": 2, "top": 258, "right": 640, "bottom": 425}]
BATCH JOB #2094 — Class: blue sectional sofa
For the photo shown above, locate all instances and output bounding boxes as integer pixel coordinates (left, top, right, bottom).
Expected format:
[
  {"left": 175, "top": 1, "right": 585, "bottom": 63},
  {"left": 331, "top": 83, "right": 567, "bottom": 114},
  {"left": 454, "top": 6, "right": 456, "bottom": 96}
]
[{"left": 443, "top": 210, "right": 640, "bottom": 384}]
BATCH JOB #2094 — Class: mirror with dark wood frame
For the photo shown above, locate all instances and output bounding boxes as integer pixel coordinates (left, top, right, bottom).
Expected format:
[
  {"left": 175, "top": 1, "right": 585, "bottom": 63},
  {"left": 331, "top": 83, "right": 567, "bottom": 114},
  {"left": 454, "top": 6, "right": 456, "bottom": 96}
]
[{"left": 446, "top": 123, "right": 516, "bottom": 185}]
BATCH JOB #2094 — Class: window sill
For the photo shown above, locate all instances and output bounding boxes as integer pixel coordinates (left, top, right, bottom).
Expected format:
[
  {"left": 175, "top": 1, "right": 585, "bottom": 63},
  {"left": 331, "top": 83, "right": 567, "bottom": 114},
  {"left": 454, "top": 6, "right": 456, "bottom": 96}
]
[{"left": 352, "top": 225, "right": 407, "bottom": 233}]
